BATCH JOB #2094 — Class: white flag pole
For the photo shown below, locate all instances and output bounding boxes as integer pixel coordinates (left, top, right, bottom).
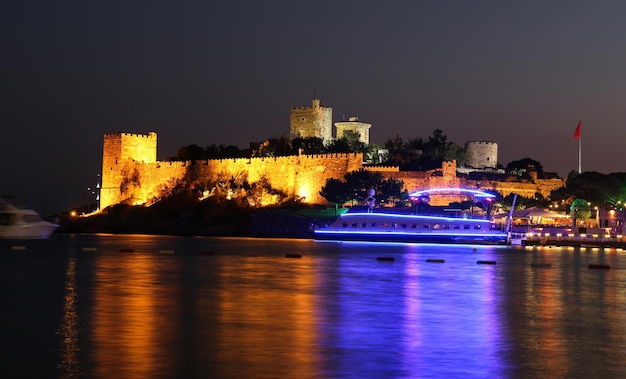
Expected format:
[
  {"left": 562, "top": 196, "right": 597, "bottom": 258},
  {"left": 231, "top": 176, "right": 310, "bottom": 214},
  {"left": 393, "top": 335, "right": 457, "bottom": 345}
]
[{"left": 578, "top": 131, "right": 582, "bottom": 173}]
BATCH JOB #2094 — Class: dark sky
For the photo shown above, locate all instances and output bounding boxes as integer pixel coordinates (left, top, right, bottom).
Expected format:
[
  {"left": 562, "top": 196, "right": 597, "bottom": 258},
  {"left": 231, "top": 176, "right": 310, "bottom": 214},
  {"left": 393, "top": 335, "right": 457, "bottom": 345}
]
[{"left": 2, "top": 1, "right": 625, "bottom": 216}]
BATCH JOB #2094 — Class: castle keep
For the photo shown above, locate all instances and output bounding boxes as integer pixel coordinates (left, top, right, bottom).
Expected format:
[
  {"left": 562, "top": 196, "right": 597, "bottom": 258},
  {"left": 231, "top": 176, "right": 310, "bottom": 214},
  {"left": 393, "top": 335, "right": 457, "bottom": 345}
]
[{"left": 290, "top": 99, "right": 333, "bottom": 144}]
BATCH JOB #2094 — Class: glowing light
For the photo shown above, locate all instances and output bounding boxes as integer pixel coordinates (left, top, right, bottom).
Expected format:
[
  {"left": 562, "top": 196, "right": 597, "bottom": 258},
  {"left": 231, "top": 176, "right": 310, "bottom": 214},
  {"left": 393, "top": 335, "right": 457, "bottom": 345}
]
[
  {"left": 338, "top": 212, "right": 493, "bottom": 223},
  {"left": 409, "top": 187, "right": 496, "bottom": 198}
]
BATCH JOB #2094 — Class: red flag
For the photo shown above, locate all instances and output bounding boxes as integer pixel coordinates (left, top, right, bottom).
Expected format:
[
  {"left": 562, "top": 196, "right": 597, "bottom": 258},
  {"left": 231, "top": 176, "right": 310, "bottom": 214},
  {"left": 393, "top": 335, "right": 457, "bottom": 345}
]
[{"left": 573, "top": 121, "right": 581, "bottom": 140}]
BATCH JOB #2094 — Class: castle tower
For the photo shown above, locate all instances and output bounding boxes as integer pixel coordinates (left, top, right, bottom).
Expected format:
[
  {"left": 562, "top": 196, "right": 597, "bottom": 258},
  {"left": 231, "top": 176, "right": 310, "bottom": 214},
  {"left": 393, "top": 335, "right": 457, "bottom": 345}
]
[
  {"left": 290, "top": 99, "right": 333, "bottom": 144},
  {"left": 464, "top": 141, "right": 498, "bottom": 169},
  {"left": 101, "top": 132, "right": 158, "bottom": 209},
  {"left": 334, "top": 116, "right": 371, "bottom": 144}
]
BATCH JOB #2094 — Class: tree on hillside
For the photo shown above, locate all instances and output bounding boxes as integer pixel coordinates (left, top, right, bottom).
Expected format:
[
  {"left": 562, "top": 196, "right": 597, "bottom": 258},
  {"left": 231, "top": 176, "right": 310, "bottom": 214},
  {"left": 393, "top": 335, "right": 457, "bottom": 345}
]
[
  {"left": 506, "top": 158, "right": 544, "bottom": 177},
  {"left": 405, "top": 137, "right": 424, "bottom": 150},
  {"left": 204, "top": 144, "right": 244, "bottom": 159},
  {"left": 174, "top": 144, "right": 205, "bottom": 161},
  {"left": 258, "top": 136, "right": 292, "bottom": 157},
  {"left": 326, "top": 130, "right": 367, "bottom": 154},
  {"left": 567, "top": 171, "right": 617, "bottom": 205},
  {"left": 343, "top": 169, "right": 384, "bottom": 204},
  {"left": 384, "top": 135, "right": 404, "bottom": 150},
  {"left": 319, "top": 178, "right": 352, "bottom": 210},
  {"left": 363, "top": 143, "right": 383, "bottom": 164},
  {"left": 376, "top": 178, "right": 407, "bottom": 206},
  {"left": 320, "top": 169, "right": 407, "bottom": 208},
  {"left": 291, "top": 137, "right": 325, "bottom": 154}
]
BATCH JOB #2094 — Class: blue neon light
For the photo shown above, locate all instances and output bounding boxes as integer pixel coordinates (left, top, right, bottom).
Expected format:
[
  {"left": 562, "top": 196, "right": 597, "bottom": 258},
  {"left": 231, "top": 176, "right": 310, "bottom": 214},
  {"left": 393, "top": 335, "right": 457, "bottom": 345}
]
[{"left": 314, "top": 230, "right": 501, "bottom": 237}]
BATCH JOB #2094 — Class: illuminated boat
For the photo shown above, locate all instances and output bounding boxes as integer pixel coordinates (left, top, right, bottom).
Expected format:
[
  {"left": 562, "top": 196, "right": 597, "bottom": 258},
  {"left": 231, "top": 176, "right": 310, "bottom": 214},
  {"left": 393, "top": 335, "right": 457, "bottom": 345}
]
[
  {"left": 0, "top": 200, "right": 58, "bottom": 239},
  {"left": 314, "top": 188, "right": 510, "bottom": 245}
]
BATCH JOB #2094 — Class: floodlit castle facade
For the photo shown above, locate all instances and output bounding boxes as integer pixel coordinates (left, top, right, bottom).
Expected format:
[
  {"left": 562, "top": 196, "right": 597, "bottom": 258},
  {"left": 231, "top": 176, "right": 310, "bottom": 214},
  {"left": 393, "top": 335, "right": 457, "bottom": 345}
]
[
  {"left": 100, "top": 131, "right": 364, "bottom": 209},
  {"left": 99, "top": 99, "right": 564, "bottom": 210},
  {"left": 290, "top": 99, "right": 333, "bottom": 144}
]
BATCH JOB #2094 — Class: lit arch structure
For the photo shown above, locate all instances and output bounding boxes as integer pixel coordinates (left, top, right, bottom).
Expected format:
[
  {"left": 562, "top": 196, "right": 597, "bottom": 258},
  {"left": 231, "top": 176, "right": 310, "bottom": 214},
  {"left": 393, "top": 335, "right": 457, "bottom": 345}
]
[{"left": 409, "top": 188, "right": 496, "bottom": 200}]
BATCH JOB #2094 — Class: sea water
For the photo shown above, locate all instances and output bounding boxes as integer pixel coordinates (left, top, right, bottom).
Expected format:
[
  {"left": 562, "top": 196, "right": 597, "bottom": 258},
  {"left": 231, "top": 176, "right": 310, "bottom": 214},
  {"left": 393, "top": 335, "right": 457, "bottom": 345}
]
[{"left": 1, "top": 234, "right": 625, "bottom": 378}]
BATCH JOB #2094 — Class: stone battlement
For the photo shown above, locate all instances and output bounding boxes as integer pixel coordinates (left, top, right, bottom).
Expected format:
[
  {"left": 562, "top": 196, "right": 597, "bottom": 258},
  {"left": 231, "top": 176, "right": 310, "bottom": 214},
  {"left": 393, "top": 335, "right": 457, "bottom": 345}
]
[{"left": 104, "top": 131, "right": 157, "bottom": 139}]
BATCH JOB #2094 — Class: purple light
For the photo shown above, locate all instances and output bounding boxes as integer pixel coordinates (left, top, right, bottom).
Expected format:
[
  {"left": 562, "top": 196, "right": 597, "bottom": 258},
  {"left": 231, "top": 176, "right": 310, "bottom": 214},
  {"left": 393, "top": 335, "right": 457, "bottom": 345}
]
[
  {"left": 315, "top": 230, "right": 497, "bottom": 237},
  {"left": 408, "top": 188, "right": 496, "bottom": 198},
  {"left": 338, "top": 213, "right": 493, "bottom": 223}
]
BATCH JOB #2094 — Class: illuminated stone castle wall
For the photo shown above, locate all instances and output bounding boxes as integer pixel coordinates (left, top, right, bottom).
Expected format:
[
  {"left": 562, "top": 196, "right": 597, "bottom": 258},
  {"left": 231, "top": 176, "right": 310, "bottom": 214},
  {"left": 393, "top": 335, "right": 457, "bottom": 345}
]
[
  {"left": 101, "top": 132, "right": 162, "bottom": 209},
  {"left": 101, "top": 132, "right": 363, "bottom": 209},
  {"left": 377, "top": 160, "right": 563, "bottom": 203},
  {"left": 101, "top": 132, "right": 564, "bottom": 210},
  {"left": 290, "top": 99, "right": 333, "bottom": 144}
]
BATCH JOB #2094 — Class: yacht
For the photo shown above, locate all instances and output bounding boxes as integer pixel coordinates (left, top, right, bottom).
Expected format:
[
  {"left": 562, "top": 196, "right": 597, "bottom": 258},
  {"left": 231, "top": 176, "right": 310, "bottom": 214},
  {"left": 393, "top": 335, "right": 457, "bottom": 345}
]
[
  {"left": 314, "top": 188, "right": 510, "bottom": 245},
  {"left": 0, "top": 200, "right": 58, "bottom": 239}
]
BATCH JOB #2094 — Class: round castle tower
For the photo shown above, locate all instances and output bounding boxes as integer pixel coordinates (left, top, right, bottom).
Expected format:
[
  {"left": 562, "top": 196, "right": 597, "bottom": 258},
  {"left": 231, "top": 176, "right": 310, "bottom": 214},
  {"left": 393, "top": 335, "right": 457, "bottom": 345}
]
[{"left": 464, "top": 141, "right": 498, "bottom": 169}]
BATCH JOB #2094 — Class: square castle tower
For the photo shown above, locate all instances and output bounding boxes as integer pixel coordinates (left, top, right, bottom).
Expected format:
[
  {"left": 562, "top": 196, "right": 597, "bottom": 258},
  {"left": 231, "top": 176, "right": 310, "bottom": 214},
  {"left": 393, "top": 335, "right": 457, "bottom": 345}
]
[{"left": 290, "top": 99, "right": 333, "bottom": 144}]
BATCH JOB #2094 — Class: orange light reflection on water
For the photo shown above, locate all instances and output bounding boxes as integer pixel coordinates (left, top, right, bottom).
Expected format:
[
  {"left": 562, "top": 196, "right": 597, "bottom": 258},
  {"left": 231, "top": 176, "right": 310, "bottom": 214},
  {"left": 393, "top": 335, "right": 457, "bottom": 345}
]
[
  {"left": 91, "top": 254, "right": 182, "bottom": 379},
  {"left": 211, "top": 258, "right": 320, "bottom": 378}
]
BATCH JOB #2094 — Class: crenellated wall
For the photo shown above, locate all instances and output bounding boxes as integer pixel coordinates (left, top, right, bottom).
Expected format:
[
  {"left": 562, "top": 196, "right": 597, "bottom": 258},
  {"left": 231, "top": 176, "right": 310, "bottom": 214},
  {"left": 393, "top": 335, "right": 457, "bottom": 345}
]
[
  {"left": 101, "top": 132, "right": 565, "bottom": 210},
  {"left": 101, "top": 131, "right": 363, "bottom": 209}
]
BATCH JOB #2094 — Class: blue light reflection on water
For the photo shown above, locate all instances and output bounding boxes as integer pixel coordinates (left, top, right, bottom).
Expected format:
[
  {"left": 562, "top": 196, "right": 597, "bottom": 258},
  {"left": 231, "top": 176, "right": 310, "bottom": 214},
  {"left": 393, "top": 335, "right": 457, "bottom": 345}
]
[{"left": 1, "top": 235, "right": 626, "bottom": 378}]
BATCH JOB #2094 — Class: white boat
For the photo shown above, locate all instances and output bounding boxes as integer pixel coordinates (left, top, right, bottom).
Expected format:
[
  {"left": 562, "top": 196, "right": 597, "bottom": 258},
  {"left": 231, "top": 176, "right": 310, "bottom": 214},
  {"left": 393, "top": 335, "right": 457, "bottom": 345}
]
[
  {"left": 314, "top": 188, "right": 510, "bottom": 245},
  {"left": 0, "top": 200, "right": 58, "bottom": 239}
]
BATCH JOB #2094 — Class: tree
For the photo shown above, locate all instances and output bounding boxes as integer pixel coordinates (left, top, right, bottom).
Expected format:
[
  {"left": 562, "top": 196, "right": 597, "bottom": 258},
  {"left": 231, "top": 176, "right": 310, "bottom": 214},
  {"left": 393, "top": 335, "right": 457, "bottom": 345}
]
[
  {"left": 258, "top": 136, "right": 292, "bottom": 157},
  {"left": 291, "top": 137, "right": 325, "bottom": 154},
  {"left": 204, "top": 144, "right": 244, "bottom": 159},
  {"left": 567, "top": 171, "right": 617, "bottom": 205},
  {"left": 376, "top": 178, "right": 407, "bottom": 206},
  {"left": 505, "top": 158, "right": 544, "bottom": 177},
  {"left": 343, "top": 169, "right": 384, "bottom": 204},
  {"left": 363, "top": 143, "right": 383, "bottom": 164},
  {"left": 174, "top": 144, "right": 205, "bottom": 161},
  {"left": 384, "top": 135, "right": 404, "bottom": 150},
  {"left": 319, "top": 178, "right": 352, "bottom": 210},
  {"left": 326, "top": 130, "right": 368, "bottom": 154},
  {"left": 570, "top": 198, "right": 592, "bottom": 227}
]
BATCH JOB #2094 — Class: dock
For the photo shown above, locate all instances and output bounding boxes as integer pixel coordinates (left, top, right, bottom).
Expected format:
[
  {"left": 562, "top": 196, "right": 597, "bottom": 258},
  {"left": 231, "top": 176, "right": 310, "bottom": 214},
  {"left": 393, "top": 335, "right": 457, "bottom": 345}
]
[{"left": 521, "top": 232, "right": 626, "bottom": 248}]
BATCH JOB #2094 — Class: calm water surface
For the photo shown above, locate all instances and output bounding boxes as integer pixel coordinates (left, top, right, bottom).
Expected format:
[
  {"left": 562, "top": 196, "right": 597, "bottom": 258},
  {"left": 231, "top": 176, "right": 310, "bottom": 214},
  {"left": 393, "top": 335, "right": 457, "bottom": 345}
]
[{"left": 1, "top": 234, "right": 625, "bottom": 378}]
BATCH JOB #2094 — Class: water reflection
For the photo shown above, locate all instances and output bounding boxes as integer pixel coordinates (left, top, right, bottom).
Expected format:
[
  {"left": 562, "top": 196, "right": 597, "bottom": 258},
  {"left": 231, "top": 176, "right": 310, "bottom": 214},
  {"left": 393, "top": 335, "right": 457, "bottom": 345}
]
[
  {"left": 510, "top": 248, "right": 626, "bottom": 377},
  {"left": 57, "top": 253, "right": 81, "bottom": 378},
  {"left": 54, "top": 236, "right": 626, "bottom": 378},
  {"left": 91, "top": 254, "right": 183, "bottom": 378}
]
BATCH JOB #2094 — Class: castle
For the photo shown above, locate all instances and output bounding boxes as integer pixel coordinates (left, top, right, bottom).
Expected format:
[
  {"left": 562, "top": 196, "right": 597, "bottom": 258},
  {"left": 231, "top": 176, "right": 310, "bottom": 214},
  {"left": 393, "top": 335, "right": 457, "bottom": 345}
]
[{"left": 100, "top": 100, "right": 565, "bottom": 210}]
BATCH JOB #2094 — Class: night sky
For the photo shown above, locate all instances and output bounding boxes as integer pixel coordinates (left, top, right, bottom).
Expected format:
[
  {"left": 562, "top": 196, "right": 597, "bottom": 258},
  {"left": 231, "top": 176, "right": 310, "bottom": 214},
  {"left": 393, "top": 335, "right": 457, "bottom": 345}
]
[{"left": 2, "top": 1, "right": 626, "bottom": 216}]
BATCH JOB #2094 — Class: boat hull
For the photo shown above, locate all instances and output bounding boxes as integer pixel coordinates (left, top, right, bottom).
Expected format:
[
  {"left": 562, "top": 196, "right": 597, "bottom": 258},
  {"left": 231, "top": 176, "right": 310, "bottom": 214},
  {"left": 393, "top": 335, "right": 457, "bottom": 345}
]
[
  {"left": 314, "top": 230, "right": 509, "bottom": 245},
  {"left": 313, "top": 211, "right": 509, "bottom": 245},
  {"left": 0, "top": 222, "right": 58, "bottom": 239}
]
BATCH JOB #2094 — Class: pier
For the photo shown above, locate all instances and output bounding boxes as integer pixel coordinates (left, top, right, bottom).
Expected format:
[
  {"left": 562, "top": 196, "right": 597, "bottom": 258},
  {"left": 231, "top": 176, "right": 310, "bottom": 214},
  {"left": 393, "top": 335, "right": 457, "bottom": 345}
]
[{"left": 521, "top": 231, "right": 626, "bottom": 248}]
